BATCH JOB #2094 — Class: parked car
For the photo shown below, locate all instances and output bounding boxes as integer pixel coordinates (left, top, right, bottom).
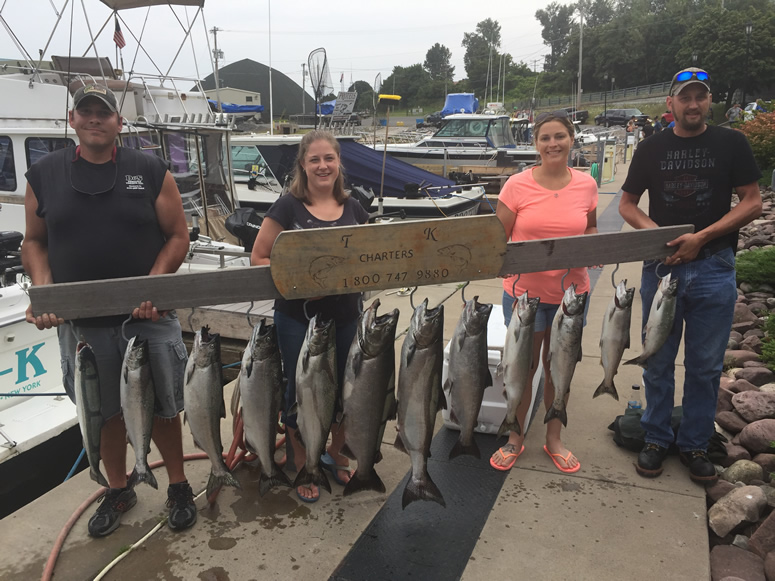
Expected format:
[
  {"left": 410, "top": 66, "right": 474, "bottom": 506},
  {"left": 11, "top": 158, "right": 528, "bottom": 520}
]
[
  {"left": 562, "top": 107, "right": 589, "bottom": 124},
  {"left": 660, "top": 112, "right": 674, "bottom": 125},
  {"left": 594, "top": 108, "right": 650, "bottom": 127}
]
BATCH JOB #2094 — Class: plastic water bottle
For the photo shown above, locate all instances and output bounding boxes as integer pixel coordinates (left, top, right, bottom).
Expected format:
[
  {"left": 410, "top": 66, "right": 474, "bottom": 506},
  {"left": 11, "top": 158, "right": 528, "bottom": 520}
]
[{"left": 627, "top": 384, "right": 643, "bottom": 410}]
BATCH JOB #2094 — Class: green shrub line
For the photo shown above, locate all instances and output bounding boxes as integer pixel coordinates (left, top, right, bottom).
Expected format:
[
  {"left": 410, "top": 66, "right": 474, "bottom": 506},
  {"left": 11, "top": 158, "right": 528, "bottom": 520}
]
[{"left": 736, "top": 246, "right": 775, "bottom": 287}]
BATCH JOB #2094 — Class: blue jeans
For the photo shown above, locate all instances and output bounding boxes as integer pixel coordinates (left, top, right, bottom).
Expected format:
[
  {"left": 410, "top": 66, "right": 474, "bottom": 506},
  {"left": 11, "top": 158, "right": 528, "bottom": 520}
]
[
  {"left": 502, "top": 290, "right": 588, "bottom": 332},
  {"left": 274, "top": 311, "right": 358, "bottom": 430},
  {"left": 639, "top": 247, "right": 737, "bottom": 451}
]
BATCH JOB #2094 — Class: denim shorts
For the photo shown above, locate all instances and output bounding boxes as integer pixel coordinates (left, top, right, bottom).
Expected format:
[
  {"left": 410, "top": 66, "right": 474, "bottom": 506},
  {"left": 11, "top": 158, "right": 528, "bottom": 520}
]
[{"left": 58, "top": 312, "right": 188, "bottom": 420}]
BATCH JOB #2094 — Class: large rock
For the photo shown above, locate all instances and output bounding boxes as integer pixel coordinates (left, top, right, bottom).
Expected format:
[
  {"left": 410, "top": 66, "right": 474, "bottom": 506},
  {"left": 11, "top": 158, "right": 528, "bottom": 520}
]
[
  {"left": 733, "top": 391, "right": 775, "bottom": 422},
  {"left": 732, "top": 379, "right": 762, "bottom": 393},
  {"left": 719, "top": 387, "right": 736, "bottom": 413},
  {"left": 765, "top": 552, "right": 775, "bottom": 581},
  {"left": 708, "top": 485, "right": 767, "bottom": 537},
  {"left": 753, "top": 454, "right": 775, "bottom": 477},
  {"left": 734, "top": 322, "right": 758, "bottom": 334},
  {"left": 722, "top": 444, "right": 753, "bottom": 467},
  {"left": 707, "top": 480, "right": 737, "bottom": 504},
  {"left": 722, "top": 460, "right": 764, "bottom": 484},
  {"left": 722, "top": 375, "right": 738, "bottom": 390},
  {"left": 760, "top": 484, "right": 775, "bottom": 509},
  {"left": 731, "top": 330, "right": 745, "bottom": 343},
  {"left": 727, "top": 350, "right": 766, "bottom": 366},
  {"left": 737, "top": 368, "right": 775, "bottom": 387},
  {"left": 761, "top": 384, "right": 775, "bottom": 394},
  {"left": 750, "top": 511, "right": 775, "bottom": 558},
  {"left": 735, "top": 303, "right": 760, "bottom": 323},
  {"left": 717, "top": 410, "right": 750, "bottom": 434},
  {"left": 746, "top": 361, "right": 770, "bottom": 368},
  {"left": 739, "top": 420, "right": 775, "bottom": 454},
  {"left": 710, "top": 544, "right": 765, "bottom": 581}
]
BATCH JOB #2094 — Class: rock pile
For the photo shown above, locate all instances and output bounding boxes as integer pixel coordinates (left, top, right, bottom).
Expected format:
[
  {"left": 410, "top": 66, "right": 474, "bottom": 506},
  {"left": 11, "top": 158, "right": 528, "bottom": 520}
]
[{"left": 708, "top": 187, "right": 775, "bottom": 581}]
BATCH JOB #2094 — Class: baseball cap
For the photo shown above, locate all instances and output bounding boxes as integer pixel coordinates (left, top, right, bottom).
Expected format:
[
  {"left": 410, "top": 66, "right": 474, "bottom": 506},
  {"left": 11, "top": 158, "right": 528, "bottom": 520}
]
[
  {"left": 72, "top": 84, "right": 118, "bottom": 112},
  {"left": 669, "top": 68, "right": 710, "bottom": 96}
]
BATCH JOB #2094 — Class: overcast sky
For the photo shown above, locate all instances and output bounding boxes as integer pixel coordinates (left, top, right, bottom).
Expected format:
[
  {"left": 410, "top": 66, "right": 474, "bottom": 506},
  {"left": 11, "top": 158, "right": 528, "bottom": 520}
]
[{"left": 0, "top": 0, "right": 575, "bottom": 95}]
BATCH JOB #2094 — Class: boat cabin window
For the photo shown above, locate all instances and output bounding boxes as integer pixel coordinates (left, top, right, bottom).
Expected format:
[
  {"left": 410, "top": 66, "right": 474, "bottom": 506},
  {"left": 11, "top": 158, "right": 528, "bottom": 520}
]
[
  {"left": 163, "top": 133, "right": 207, "bottom": 178},
  {"left": 435, "top": 119, "right": 490, "bottom": 138},
  {"left": 230, "top": 145, "right": 270, "bottom": 183},
  {"left": 0, "top": 137, "right": 16, "bottom": 192},
  {"left": 25, "top": 137, "right": 75, "bottom": 169},
  {"left": 121, "top": 134, "right": 163, "bottom": 158},
  {"left": 490, "top": 119, "right": 517, "bottom": 148}
]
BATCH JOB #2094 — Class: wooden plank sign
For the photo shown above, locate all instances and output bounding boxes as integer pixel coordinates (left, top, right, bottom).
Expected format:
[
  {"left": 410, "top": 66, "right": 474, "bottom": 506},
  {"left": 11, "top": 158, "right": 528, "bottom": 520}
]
[{"left": 269, "top": 215, "right": 508, "bottom": 300}]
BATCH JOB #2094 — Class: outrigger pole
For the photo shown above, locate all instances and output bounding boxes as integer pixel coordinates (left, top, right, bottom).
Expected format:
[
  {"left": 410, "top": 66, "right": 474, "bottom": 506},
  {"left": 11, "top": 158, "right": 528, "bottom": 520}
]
[{"left": 377, "top": 93, "right": 401, "bottom": 217}]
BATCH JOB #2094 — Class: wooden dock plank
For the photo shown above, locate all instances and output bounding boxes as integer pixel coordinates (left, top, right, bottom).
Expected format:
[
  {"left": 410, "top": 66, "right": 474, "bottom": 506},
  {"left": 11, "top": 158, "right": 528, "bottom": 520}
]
[{"left": 29, "top": 224, "right": 693, "bottom": 320}]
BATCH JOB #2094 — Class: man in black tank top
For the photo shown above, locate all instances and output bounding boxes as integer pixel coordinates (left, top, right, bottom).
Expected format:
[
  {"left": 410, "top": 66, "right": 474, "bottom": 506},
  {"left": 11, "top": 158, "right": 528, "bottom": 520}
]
[{"left": 22, "top": 84, "right": 197, "bottom": 537}]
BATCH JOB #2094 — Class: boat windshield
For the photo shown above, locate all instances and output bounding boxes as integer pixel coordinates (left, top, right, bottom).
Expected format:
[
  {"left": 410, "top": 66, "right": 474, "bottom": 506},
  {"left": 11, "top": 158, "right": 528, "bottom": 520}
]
[
  {"left": 435, "top": 118, "right": 516, "bottom": 147},
  {"left": 230, "top": 144, "right": 282, "bottom": 191}
]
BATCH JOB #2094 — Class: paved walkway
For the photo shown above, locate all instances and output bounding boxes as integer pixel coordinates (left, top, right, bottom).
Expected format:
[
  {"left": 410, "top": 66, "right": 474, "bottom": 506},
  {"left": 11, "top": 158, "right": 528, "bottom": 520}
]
[{"left": 0, "top": 157, "right": 710, "bottom": 581}]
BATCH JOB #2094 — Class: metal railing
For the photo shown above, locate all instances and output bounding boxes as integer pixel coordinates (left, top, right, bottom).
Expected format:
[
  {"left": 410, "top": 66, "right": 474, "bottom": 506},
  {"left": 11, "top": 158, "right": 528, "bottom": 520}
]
[{"left": 537, "top": 81, "right": 672, "bottom": 108}]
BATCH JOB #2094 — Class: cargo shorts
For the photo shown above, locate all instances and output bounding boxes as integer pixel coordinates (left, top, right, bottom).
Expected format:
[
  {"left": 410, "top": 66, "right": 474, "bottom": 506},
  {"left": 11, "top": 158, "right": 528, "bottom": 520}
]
[{"left": 58, "top": 312, "right": 188, "bottom": 421}]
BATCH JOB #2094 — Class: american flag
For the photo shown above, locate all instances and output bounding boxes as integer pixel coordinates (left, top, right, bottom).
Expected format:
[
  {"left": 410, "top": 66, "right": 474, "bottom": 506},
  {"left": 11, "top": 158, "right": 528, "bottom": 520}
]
[{"left": 113, "top": 17, "right": 126, "bottom": 49}]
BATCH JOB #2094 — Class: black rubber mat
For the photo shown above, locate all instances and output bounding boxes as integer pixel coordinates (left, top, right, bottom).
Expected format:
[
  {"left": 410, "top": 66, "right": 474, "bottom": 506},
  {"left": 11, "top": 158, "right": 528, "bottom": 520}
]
[{"left": 330, "top": 427, "right": 508, "bottom": 581}]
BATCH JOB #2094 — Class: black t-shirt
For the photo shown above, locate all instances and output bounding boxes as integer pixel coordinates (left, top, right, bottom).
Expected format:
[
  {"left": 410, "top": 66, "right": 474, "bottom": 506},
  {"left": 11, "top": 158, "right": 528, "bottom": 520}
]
[
  {"left": 265, "top": 194, "right": 369, "bottom": 324},
  {"left": 622, "top": 125, "right": 761, "bottom": 254},
  {"left": 26, "top": 146, "right": 170, "bottom": 325}
]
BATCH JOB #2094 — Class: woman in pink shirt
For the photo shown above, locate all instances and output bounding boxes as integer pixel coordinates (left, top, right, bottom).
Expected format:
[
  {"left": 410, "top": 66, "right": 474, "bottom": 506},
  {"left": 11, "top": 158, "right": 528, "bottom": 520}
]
[{"left": 491, "top": 111, "right": 598, "bottom": 473}]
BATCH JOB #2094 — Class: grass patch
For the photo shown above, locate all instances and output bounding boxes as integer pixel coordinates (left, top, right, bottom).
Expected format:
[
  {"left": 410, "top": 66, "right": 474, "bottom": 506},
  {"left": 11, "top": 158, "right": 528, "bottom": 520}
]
[{"left": 736, "top": 246, "right": 775, "bottom": 288}]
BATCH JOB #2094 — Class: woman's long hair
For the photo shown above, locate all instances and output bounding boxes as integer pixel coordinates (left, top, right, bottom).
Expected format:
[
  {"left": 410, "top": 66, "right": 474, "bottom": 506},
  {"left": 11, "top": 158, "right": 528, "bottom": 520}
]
[{"left": 288, "top": 130, "right": 348, "bottom": 204}]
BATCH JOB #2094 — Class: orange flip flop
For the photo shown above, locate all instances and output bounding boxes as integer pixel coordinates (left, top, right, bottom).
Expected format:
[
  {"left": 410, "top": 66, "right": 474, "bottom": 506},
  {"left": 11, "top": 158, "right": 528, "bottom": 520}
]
[
  {"left": 543, "top": 445, "right": 581, "bottom": 474},
  {"left": 489, "top": 444, "right": 525, "bottom": 471}
]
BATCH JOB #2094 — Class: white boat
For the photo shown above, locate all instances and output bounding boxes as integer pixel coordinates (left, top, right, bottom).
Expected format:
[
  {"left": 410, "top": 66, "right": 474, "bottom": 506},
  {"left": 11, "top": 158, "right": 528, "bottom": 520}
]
[
  {"left": 0, "top": 0, "right": 252, "bottom": 514},
  {"left": 231, "top": 133, "right": 487, "bottom": 219},
  {"left": 368, "top": 114, "right": 539, "bottom": 170}
]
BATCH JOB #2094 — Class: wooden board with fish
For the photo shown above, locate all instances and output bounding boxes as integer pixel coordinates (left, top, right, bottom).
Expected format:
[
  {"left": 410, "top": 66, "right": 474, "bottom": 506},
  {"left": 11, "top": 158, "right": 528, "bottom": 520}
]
[{"left": 269, "top": 215, "right": 508, "bottom": 300}]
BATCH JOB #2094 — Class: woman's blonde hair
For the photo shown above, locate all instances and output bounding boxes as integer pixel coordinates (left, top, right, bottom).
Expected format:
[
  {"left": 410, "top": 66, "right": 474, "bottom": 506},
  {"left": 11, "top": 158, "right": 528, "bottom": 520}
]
[{"left": 289, "top": 130, "right": 348, "bottom": 203}]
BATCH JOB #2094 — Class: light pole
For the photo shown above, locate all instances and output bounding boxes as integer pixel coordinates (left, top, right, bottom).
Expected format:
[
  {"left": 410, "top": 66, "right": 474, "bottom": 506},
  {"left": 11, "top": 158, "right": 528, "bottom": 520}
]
[
  {"left": 603, "top": 72, "right": 608, "bottom": 115},
  {"left": 744, "top": 22, "right": 753, "bottom": 106},
  {"left": 301, "top": 63, "right": 306, "bottom": 115}
]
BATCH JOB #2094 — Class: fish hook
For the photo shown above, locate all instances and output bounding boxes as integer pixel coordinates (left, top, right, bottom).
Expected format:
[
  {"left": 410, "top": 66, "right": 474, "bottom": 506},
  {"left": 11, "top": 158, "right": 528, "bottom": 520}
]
[
  {"left": 560, "top": 268, "right": 571, "bottom": 292},
  {"left": 121, "top": 314, "right": 134, "bottom": 342},
  {"left": 245, "top": 301, "right": 255, "bottom": 329},
  {"left": 187, "top": 309, "right": 196, "bottom": 334},
  {"left": 655, "top": 261, "right": 671, "bottom": 279},
  {"left": 68, "top": 321, "right": 79, "bottom": 342},
  {"left": 460, "top": 281, "right": 470, "bottom": 304},
  {"left": 610, "top": 263, "right": 620, "bottom": 289},
  {"left": 409, "top": 286, "right": 418, "bottom": 310},
  {"left": 511, "top": 273, "right": 522, "bottom": 299}
]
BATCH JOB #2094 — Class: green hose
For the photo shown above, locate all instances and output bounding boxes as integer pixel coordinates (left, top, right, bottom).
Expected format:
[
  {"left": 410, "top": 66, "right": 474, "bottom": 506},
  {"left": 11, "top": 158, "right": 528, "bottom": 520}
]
[{"left": 590, "top": 162, "right": 599, "bottom": 179}]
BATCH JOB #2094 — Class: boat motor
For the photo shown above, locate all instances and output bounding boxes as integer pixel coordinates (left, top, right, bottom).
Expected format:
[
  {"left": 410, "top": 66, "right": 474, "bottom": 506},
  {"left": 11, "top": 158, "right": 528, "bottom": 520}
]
[{"left": 225, "top": 208, "right": 263, "bottom": 253}]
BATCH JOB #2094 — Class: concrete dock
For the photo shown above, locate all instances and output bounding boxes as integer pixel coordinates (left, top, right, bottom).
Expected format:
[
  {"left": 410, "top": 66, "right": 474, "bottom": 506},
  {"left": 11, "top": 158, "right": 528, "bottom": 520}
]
[{"left": 0, "top": 157, "right": 711, "bottom": 581}]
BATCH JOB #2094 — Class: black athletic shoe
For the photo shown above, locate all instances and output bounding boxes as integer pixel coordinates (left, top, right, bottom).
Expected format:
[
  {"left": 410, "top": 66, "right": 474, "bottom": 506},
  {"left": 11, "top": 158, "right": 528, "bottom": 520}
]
[
  {"left": 636, "top": 443, "right": 669, "bottom": 478},
  {"left": 88, "top": 487, "right": 137, "bottom": 537},
  {"left": 167, "top": 481, "right": 197, "bottom": 531},
  {"left": 680, "top": 450, "right": 719, "bottom": 484}
]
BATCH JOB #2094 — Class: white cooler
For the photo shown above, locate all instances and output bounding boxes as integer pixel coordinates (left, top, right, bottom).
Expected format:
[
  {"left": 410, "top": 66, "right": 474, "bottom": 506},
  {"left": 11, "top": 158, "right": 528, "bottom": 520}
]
[{"left": 442, "top": 305, "right": 542, "bottom": 435}]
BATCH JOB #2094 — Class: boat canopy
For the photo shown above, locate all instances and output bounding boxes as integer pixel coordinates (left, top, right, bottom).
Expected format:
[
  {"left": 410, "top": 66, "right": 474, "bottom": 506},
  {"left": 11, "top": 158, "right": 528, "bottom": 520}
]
[
  {"left": 441, "top": 93, "right": 479, "bottom": 117},
  {"left": 317, "top": 100, "right": 336, "bottom": 115},
  {"left": 100, "top": 0, "right": 204, "bottom": 9}
]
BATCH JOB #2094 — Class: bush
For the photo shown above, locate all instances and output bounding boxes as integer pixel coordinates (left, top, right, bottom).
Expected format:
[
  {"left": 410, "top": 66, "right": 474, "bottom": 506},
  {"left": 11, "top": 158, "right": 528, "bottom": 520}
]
[
  {"left": 736, "top": 246, "right": 775, "bottom": 287},
  {"left": 738, "top": 111, "right": 775, "bottom": 179},
  {"left": 763, "top": 313, "right": 775, "bottom": 372}
]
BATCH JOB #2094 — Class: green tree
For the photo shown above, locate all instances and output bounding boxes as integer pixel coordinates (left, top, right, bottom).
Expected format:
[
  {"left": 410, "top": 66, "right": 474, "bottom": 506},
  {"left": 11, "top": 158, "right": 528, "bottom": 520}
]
[
  {"left": 348, "top": 80, "right": 374, "bottom": 112},
  {"left": 462, "top": 19, "right": 504, "bottom": 96},
  {"left": 381, "top": 64, "right": 431, "bottom": 109},
  {"left": 424, "top": 43, "right": 455, "bottom": 83},
  {"left": 535, "top": 2, "right": 576, "bottom": 72}
]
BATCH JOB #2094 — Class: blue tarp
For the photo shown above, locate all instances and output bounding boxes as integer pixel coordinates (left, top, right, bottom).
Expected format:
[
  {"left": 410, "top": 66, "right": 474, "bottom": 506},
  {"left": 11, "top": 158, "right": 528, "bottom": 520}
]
[
  {"left": 317, "top": 100, "right": 336, "bottom": 115},
  {"left": 441, "top": 93, "right": 479, "bottom": 117},
  {"left": 207, "top": 99, "right": 264, "bottom": 113}
]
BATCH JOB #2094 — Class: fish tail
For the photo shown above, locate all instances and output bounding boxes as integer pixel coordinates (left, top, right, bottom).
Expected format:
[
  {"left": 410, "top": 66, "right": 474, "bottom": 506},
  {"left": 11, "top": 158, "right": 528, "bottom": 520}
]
[
  {"left": 127, "top": 465, "right": 158, "bottom": 490},
  {"left": 206, "top": 470, "right": 241, "bottom": 499},
  {"left": 91, "top": 467, "right": 109, "bottom": 488},
  {"left": 258, "top": 466, "right": 293, "bottom": 497},
  {"left": 343, "top": 468, "right": 386, "bottom": 497},
  {"left": 449, "top": 437, "right": 480, "bottom": 460},
  {"left": 593, "top": 380, "right": 620, "bottom": 401},
  {"left": 623, "top": 355, "right": 648, "bottom": 369},
  {"left": 544, "top": 405, "right": 568, "bottom": 427},
  {"left": 497, "top": 415, "right": 522, "bottom": 438},
  {"left": 401, "top": 473, "right": 446, "bottom": 509},
  {"left": 293, "top": 466, "right": 331, "bottom": 494}
]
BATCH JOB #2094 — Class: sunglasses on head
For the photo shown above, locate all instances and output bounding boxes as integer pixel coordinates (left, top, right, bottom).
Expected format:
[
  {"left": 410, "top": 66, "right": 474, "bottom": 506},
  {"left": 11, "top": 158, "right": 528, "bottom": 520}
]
[
  {"left": 674, "top": 70, "right": 709, "bottom": 82},
  {"left": 534, "top": 109, "right": 570, "bottom": 124}
]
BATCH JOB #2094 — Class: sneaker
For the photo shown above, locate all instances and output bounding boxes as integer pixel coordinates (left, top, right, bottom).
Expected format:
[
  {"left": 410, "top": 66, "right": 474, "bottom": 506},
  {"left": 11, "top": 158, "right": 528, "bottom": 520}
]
[
  {"left": 680, "top": 450, "right": 719, "bottom": 484},
  {"left": 88, "top": 487, "right": 137, "bottom": 537},
  {"left": 167, "top": 481, "right": 197, "bottom": 531},
  {"left": 636, "top": 443, "right": 669, "bottom": 478}
]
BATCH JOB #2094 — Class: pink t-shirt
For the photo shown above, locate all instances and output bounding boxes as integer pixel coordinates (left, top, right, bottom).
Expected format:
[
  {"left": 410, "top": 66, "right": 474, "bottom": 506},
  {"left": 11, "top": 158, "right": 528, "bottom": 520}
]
[{"left": 499, "top": 167, "right": 598, "bottom": 305}]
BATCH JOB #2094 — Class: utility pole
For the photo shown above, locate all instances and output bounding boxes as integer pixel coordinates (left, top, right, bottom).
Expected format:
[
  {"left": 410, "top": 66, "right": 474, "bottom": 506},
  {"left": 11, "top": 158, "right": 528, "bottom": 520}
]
[
  {"left": 210, "top": 27, "right": 223, "bottom": 113},
  {"left": 577, "top": 4, "right": 584, "bottom": 117},
  {"left": 301, "top": 63, "right": 306, "bottom": 115}
]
